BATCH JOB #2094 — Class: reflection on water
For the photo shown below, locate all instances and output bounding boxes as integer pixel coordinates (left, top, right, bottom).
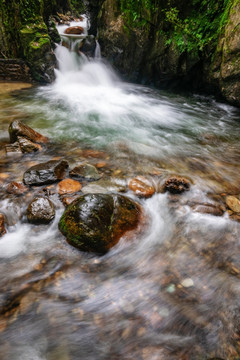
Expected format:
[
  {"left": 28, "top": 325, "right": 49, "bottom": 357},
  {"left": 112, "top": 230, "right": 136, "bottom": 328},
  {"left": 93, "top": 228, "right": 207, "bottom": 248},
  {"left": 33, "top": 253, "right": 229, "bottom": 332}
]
[{"left": 0, "top": 52, "right": 240, "bottom": 359}]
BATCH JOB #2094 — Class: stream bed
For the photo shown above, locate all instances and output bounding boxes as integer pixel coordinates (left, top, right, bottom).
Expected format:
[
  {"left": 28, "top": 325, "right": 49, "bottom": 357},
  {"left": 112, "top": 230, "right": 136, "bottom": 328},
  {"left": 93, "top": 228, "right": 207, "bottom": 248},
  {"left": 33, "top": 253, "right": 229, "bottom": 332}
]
[{"left": 0, "top": 50, "right": 240, "bottom": 360}]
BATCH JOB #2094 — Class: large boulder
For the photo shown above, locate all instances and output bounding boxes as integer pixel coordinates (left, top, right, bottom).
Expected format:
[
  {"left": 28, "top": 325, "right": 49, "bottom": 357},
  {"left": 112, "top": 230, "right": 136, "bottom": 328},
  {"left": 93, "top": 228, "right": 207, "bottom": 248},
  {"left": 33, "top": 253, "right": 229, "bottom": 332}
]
[
  {"left": 27, "top": 197, "right": 55, "bottom": 224},
  {"left": 59, "top": 193, "right": 142, "bottom": 253},
  {"left": 9, "top": 120, "right": 48, "bottom": 144},
  {"left": 23, "top": 159, "right": 69, "bottom": 186}
]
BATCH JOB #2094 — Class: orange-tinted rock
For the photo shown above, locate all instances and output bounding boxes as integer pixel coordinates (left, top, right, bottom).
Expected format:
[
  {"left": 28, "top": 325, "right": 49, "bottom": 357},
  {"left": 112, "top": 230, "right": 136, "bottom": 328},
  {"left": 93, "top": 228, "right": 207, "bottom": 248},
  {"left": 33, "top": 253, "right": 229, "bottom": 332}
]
[
  {"left": 164, "top": 176, "right": 191, "bottom": 194},
  {"left": 64, "top": 26, "right": 84, "bottom": 35},
  {"left": 226, "top": 196, "right": 240, "bottom": 213},
  {"left": 95, "top": 162, "right": 107, "bottom": 168},
  {"left": 9, "top": 120, "right": 48, "bottom": 144},
  {"left": 0, "top": 214, "right": 6, "bottom": 237},
  {"left": 58, "top": 178, "right": 82, "bottom": 195},
  {"left": 6, "top": 181, "right": 28, "bottom": 195},
  {"left": 129, "top": 176, "right": 155, "bottom": 198}
]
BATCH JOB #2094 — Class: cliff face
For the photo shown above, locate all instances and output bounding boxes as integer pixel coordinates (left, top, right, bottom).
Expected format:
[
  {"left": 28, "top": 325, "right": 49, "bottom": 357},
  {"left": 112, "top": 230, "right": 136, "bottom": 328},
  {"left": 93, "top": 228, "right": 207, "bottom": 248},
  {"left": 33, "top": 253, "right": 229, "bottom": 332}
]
[
  {"left": 207, "top": 0, "right": 240, "bottom": 105},
  {"left": 98, "top": 0, "right": 240, "bottom": 106}
]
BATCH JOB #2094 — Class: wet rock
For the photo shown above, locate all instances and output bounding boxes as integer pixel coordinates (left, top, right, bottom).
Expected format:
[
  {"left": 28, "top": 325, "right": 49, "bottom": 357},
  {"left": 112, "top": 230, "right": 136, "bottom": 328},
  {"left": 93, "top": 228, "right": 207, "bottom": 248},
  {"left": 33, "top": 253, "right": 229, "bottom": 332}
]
[
  {"left": 70, "top": 163, "right": 100, "bottom": 181},
  {"left": 81, "top": 178, "right": 126, "bottom": 194},
  {"left": 57, "top": 178, "right": 82, "bottom": 195},
  {"left": 0, "top": 214, "right": 6, "bottom": 237},
  {"left": 17, "top": 136, "right": 42, "bottom": 153},
  {"left": 6, "top": 182, "right": 28, "bottom": 196},
  {"left": 164, "top": 176, "right": 191, "bottom": 194},
  {"left": 27, "top": 197, "right": 55, "bottom": 224},
  {"left": 229, "top": 214, "right": 240, "bottom": 223},
  {"left": 81, "top": 36, "right": 96, "bottom": 58},
  {"left": 129, "top": 176, "right": 155, "bottom": 198},
  {"left": 225, "top": 196, "right": 240, "bottom": 213},
  {"left": 64, "top": 26, "right": 84, "bottom": 35},
  {"left": 23, "top": 159, "right": 69, "bottom": 186},
  {"left": 59, "top": 194, "right": 142, "bottom": 253},
  {"left": 5, "top": 142, "right": 22, "bottom": 155},
  {"left": 191, "top": 203, "right": 224, "bottom": 217},
  {"left": 9, "top": 120, "right": 48, "bottom": 144}
]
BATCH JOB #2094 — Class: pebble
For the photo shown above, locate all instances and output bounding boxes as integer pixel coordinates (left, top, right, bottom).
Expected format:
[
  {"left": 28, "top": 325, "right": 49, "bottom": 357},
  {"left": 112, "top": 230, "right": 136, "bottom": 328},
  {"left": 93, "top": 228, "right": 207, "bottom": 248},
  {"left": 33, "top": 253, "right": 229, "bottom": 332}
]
[{"left": 181, "top": 278, "right": 194, "bottom": 288}]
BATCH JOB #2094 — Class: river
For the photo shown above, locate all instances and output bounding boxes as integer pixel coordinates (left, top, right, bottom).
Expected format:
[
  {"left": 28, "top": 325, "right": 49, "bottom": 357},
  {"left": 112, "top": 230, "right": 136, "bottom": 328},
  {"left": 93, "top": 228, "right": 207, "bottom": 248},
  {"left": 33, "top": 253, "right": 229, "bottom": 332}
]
[{"left": 0, "top": 22, "right": 240, "bottom": 360}]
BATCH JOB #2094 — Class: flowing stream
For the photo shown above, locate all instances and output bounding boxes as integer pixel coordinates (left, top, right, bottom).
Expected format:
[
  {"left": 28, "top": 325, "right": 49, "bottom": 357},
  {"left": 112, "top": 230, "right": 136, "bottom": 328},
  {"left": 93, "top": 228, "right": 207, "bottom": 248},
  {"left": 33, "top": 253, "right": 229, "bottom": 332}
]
[{"left": 0, "top": 18, "right": 240, "bottom": 360}]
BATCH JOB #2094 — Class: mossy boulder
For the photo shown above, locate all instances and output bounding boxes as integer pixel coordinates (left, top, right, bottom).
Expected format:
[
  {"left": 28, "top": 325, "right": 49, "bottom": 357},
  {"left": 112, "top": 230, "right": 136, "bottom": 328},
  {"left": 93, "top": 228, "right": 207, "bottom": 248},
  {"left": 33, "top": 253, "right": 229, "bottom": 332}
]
[
  {"left": 59, "top": 193, "right": 142, "bottom": 253},
  {"left": 19, "top": 21, "right": 56, "bottom": 82}
]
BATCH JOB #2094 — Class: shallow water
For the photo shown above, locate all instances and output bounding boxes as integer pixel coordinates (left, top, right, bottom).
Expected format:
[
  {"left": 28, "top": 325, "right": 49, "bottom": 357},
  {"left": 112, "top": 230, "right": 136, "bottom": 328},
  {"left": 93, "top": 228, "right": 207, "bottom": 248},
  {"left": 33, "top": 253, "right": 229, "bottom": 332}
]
[{"left": 0, "top": 41, "right": 240, "bottom": 359}]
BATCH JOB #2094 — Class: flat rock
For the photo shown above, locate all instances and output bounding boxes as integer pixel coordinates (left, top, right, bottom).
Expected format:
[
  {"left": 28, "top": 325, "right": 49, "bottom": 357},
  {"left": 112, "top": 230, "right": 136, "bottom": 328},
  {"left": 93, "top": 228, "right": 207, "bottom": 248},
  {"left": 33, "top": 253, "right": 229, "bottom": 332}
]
[
  {"left": 17, "top": 136, "right": 42, "bottom": 153},
  {"left": 129, "top": 176, "right": 155, "bottom": 198},
  {"left": 9, "top": 120, "right": 48, "bottom": 144},
  {"left": 0, "top": 214, "right": 6, "bottom": 237},
  {"left": 164, "top": 176, "right": 191, "bottom": 194},
  {"left": 23, "top": 159, "right": 69, "bottom": 186},
  {"left": 70, "top": 163, "right": 100, "bottom": 181},
  {"left": 59, "top": 193, "right": 142, "bottom": 253},
  {"left": 81, "top": 178, "right": 126, "bottom": 194},
  {"left": 6, "top": 181, "right": 28, "bottom": 195},
  {"left": 27, "top": 197, "right": 55, "bottom": 224},
  {"left": 191, "top": 203, "right": 224, "bottom": 216},
  {"left": 64, "top": 26, "right": 84, "bottom": 35},
  {"left": 58, "top": 178, "right": 82, "bottom": 195},
  {"left": 226, "top": 195, "right": 240, "bottom": 213}
]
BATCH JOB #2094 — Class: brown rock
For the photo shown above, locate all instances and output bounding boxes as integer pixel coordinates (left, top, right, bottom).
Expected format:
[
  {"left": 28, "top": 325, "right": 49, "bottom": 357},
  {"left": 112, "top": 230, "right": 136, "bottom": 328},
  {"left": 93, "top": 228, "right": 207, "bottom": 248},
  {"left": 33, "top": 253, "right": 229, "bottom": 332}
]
[
  {"left": 17, "top": 136, "right": 42, "bottom": 153},
  {"left": 27, "top": 197, "right": 55, "bottom": 224},
  {"left": 23, "top": 159, "right": 69, "bottom": 186},
  {"left": 9, "top": 120, "right": 48, "bottom": 144},
  {"left": 226, "top": 196, "right": 240, "bottom": 213},
  {"left": 0, "top": 214, "right": 6, "bottom": 237},
  {"left": 58, "top": 178, "right": 82, "bottom": 195},
  {"left": 164, "top": 176, "right": 191, "bottom": 194},
  {"left": 6, "top": 182, "right": 28, "bottom": 195},
  {"left": 64, "top": 26, "right": 84, "bottom": 35},
  {"left": 191, "top": 203, "right": 224, "bottom": 217},
  {"left": 95, "top": 162, "right": 107, "bottom": 168},
  {"left": 129, "top": 176, "right": 155, "bottom": 198}
]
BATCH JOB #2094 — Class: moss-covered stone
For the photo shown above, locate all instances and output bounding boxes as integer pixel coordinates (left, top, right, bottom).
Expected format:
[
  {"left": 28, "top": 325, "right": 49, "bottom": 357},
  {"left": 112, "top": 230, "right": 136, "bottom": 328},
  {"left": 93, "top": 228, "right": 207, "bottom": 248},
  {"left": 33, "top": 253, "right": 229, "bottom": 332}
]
[{"left": 59, "top": 193, "right": 142, "bottom": 254}]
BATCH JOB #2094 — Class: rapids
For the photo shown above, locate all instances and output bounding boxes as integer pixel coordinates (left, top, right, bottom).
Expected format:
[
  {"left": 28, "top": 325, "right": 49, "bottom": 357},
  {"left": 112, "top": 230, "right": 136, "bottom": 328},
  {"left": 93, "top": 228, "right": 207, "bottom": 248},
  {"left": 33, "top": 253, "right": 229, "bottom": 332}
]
[{"left": 0, "top": 17, "right": 240, "bottom": 360}]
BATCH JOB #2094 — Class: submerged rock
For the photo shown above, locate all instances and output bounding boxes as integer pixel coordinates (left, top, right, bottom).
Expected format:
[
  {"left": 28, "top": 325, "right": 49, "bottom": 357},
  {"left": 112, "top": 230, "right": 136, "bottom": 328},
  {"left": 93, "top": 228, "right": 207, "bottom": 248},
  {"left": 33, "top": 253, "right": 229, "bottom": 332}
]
[
  {"left": 9, "top": 120, "right": 48, "bottom": 144},
  {"left": 57, "top": 178, "right": 82, "bottom": 195},
  {"left": 27, "top": 197, "right": 55, "bottom": 224},
  {"left": 191, "top": 203, "right": 224, "bottom": 217},
  {"left": 0, "top": 214, "right": 6, "bottom": 237},
  {"left": 129, "top": 176, "right": 155, "bottom": 198},
  {"left": 70, "top": 163, "right": 100, "bottom": 181},
  {"left": 59, "top": 193, "right": 142, "bottom": 253},
  {"left": 23, "top": 159, "right": 69, "bottom": 186},
  {"left": 5, "top": 142, "right": 22, "bottom": 155},
  {"left": 81, "top": 178, "right": 126, "bottom": 194},
  {"left": 164, "top": 176, "right": 191, "bottom": 194}
]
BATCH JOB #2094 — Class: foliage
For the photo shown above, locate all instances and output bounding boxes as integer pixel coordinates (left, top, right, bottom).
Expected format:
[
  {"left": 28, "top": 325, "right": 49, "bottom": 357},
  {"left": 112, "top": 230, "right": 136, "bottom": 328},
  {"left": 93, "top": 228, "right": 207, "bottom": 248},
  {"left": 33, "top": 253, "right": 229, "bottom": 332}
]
[{"left": 119, "top": 0, "right": 233, "bottom": 56}]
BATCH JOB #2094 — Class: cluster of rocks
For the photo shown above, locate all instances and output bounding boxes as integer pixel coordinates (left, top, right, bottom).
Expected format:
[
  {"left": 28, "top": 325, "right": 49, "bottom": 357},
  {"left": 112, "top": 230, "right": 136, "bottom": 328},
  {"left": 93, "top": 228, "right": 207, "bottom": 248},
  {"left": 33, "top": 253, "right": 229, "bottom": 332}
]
[
  {"left": 5, "top": 120, "right": 48, "bottom": 156},
  {"left": 1, "top": 121, "right": 240, "bottom": 254}
]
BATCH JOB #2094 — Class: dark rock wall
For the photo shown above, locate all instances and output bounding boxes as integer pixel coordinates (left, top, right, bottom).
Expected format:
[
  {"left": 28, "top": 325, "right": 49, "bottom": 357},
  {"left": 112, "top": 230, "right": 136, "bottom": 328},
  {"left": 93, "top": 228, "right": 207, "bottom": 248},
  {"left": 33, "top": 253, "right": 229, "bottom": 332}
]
[{"left": 98, "top": 0, "right": 240, "bottom": 106}]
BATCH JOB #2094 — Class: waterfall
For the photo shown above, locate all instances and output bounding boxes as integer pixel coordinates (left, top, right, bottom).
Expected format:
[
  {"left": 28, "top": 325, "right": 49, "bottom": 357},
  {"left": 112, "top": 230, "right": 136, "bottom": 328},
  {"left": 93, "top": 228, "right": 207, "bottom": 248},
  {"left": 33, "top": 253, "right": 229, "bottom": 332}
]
[{"left": 94, "top": 40, "right": 101, "bottom": 59}]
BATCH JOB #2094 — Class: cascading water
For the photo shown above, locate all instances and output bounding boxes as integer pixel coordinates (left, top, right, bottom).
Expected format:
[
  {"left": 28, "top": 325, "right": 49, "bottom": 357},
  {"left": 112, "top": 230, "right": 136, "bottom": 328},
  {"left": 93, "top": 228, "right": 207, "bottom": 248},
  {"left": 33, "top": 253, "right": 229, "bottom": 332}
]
[{"left": 0, "top": 14, "right": 240, "bottom": 360}]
